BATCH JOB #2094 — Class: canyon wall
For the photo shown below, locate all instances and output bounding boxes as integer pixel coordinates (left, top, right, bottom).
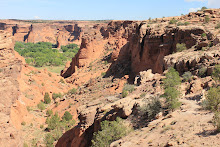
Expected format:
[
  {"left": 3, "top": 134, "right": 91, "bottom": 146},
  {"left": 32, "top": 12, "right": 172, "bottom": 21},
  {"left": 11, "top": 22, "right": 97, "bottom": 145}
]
[{"left": 0, "top": 30, "right": 23, "bottom": 146}]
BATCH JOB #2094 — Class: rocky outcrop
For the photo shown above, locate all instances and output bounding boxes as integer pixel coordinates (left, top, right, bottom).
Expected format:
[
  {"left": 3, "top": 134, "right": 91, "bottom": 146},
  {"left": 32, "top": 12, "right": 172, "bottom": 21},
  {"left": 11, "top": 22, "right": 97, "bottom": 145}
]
[
  {"left": 0, "top": 30, "right": 23, "bottom": 146},
  {"left": 163, "top": 45, "right": 220, "bottom": 75},
  {"left": 56, "top": 72, "right": 162, "bottom": 147},
  {"left": 61, "top": 21, "right": 138, "bottom": 78},
  {"left": 0, "top": 20, "right": 109, "bottom": 48}
]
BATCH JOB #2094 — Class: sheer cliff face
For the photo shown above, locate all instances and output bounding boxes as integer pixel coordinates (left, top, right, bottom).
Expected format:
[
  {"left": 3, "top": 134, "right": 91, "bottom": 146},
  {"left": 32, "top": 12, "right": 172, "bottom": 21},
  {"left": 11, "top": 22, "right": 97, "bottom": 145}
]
[
  {"left": 0, "top": 30, "right": 23, "bottom": 147},
  {"left": 0, "top": 20, "right": 108, "bottom": 48}
]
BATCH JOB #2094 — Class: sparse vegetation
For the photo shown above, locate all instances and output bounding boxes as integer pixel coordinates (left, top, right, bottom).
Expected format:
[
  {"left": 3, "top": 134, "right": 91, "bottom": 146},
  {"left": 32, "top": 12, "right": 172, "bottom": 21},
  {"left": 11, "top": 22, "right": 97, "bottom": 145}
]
[
  {"left": 101, "top": 72, "right": 106, "bottom": 77},
  {"left": 122, "top": 90, "right": 128, "bottom": 98},
  {"left": 182, "top": 71, "right": 192, "bottom": 82},
  {"left": 46, "top": 109, "right": 53, "bottom": 116},
  {"left": 204, "top": 16, "right": 210, "bottom": 23},
  {"left": 68, "top": 88, "right": 77, "bottom": 94},
  {"left": 21, "top": 121, "right": 26, "bottom": 126},
  {"left": 52, "top": 93, "right": 62, "bottom": 100},
  {"left": 213, "top": 112, "right": 220, "bottom": 132},
  {"left": 169, "top": 18, "right": 178, "bottom": 24},
  {"left": 138, "top": 97, "right": 162, "bottom": 121},
  {"left": 201, "top": 6, "right": 207, "bottom": 11},
  {"left": 198, "top": 67, "right": 207, "bottom": 77},
  {"left": 91, "top": 118, "right": 132, "bottom": 147},
  {"left": 204, "top": 87, "right": 220, "bottom": 112},
  {"left": 44, "top": 92, "right": 51, "bottom": 104},
  {"left": 59, "top": 78, "right": 65, "bottom": 84},
  {"left": 123, "top": 84, "right": 135, "bottom": 93},
  {"left": 215, "top": 23, "right": 220, "bottom": 29},
  {"left": 37, "top": 102, "right": 45, "bottom": 111},
  {"left": 212, "top": 64, "right": 220, "bottom": 82},
  {"left": 201, "top": 33, "right": 207, "bottom": 38},
  {"left": 176, "top": 43, "right": 187, "bottom": 52}
]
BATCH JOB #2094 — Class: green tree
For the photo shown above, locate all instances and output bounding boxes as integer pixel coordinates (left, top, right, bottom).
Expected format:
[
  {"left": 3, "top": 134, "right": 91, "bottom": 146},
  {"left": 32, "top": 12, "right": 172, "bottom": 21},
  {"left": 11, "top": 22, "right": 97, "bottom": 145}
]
[
  {"left": 44, "top": 92, "right": 51, "bottom": 104},
  {"left": 163, "top": 87, "right": 181, "bottom": 111},
  {"left": 163, "top": 68, "right": 181, "bottom": 89},
  {"left": 205, "top": 87, "right": 220, "bottom": 112},
  {"left": 62, "top": 111, "right": 72, "bottom": 121},
  {"left": 44, "top": 133, "right": 54, "bottom": 147},
  {"left": 46, "top": 109, "right": 53, "bottom": 117},
  {"left": 212, "top": 64, "right": 220, "bottom": 82},
  {"left": 91, "top": 118, "right": 132, "bottom": 147},
  {"left": 47, "top": 112, "right": 60, "bottom": 130}
]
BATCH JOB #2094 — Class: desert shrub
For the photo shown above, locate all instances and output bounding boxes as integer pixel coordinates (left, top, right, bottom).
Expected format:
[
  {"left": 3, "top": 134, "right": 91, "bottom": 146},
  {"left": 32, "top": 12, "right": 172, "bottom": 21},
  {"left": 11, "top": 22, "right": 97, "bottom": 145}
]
[
  {"left": 44, "top": 133, "right": 54, "bottom": 147},
  {"left": 215, "top": 23, "right": 220, "bottom": 29},
  {"left": 205, "top": 87, "right": 220, "bottom": 112},
  {"left": 162, "top": 87, "right": 181, "bottom": 111},
  {"left": 46, "top": 109, "right": 53, "bottom": 116},
  {"left": 21, "top": 121, "right": 26, "bottom": 126},
  {"left": 212, "top": 64, "right": 220, "bottom": 82},
  {"left": 184, "top": 22, "right": 190, "bottom": 26},
  {"left": 163, "top": 67, "right": 181, "bottom": 89},
  {"left": 47, "top": 112, "right": 60, "bottom": 130},
  {"left": 48, "top": 73, "right": 52, "bottom": 77},
  {"left": 169, "top": 18, "right": 178, "bottom": 24},
  {"left": 204, "top": 16, "right": 210, "bottom": 23},
  {"left": 138, "top": 97, "right": 162, "bottom": 121},
  {"left": 177, "top": 22, "right": 184, "bottom": 26},
  {"left": 213, "top": 112, "right": 220, "bottom": 132},
  {"left": 44, "top": 92, "right": 51, "bottom": 104},
  {"left": 201, "top": 33, "right": 207, "bottom": 38},
  {"left": 101, "top": 72, "right": 106, "bottom": 77},
  {"left": 37, "top": 102, "right": 45, "bottom": 111},
  {"left": 140, "top": 92, "right": 146, "bottom": 98},
  {"left": 182, "top": 71, "right": 192, "bottom": 82},
  {"left": 123, "top": 84, "right": 135, "bottom": 93},
  {"left": 52, "top": 93, "right": 62, "bottom": 100},
  {"left": 201, "top": 6, "right": 207, "bottom": 11},
  {"left": 198, "top": 67, "right": 207, "bottom": 77},
  {"left": 59, "top": 78, "right": 65, "bottom": 84},
  {"left": 40, "top": 124, "right": 44, "bottom": 129},
  {"left": 91, "top": 118, "right": 132, "bottom": 147},
  {"left": 62, "top": 111, "right": 72, "bottom": 121},
  {"left": 23, "top": 142, "right": 28, "bottom": 147},
  {"left": 31, "top": 138, "right": 37, "bottom": 147},
  {"left": 176, "top": 43, "right": 187, "bottom": 52},
  {"left": 122, "top": 90, "right": 128, "bottom": 98},
  {"left": 26, "top": 106, "right": 32, "bottom": 112},
  {"left": 68, "top": 88, "right": 77, "bottom": 94}
]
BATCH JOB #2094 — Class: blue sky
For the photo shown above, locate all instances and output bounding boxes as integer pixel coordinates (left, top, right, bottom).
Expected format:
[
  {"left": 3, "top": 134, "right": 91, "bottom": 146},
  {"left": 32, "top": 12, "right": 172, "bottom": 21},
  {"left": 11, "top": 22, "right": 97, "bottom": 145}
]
[{"left": 0, "top": 0, "right": 219, "bottom": 20}]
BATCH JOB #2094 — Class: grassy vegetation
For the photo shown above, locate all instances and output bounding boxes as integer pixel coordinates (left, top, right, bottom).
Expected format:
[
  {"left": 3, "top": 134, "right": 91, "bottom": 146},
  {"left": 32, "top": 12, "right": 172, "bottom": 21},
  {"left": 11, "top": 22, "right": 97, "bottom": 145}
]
[
  {"left": 35, "top": 65, "right": 65, "bottom": 73},
  {"left": 14, "top": 42, "right": 79, "bottom": 67}
]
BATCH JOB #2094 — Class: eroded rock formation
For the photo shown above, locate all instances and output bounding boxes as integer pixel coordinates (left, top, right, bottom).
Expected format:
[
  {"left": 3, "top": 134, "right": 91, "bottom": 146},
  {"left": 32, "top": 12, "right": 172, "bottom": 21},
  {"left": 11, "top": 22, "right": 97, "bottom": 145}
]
[{"left": 0, "top": 30, "right": 23, "bottom": 147}]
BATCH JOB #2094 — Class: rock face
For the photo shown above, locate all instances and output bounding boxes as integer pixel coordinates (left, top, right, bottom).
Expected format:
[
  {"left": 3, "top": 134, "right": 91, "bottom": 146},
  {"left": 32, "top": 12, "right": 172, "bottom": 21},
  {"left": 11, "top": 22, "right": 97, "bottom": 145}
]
[
  {"left": 61, "top": 21, "right": 138, "bottom": 78},
  {"left": 0, "top": 20, "right": 109, "bottom": 47},
  {"left": 0, "top": 30, "right": 23, "bottom": 146}
]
